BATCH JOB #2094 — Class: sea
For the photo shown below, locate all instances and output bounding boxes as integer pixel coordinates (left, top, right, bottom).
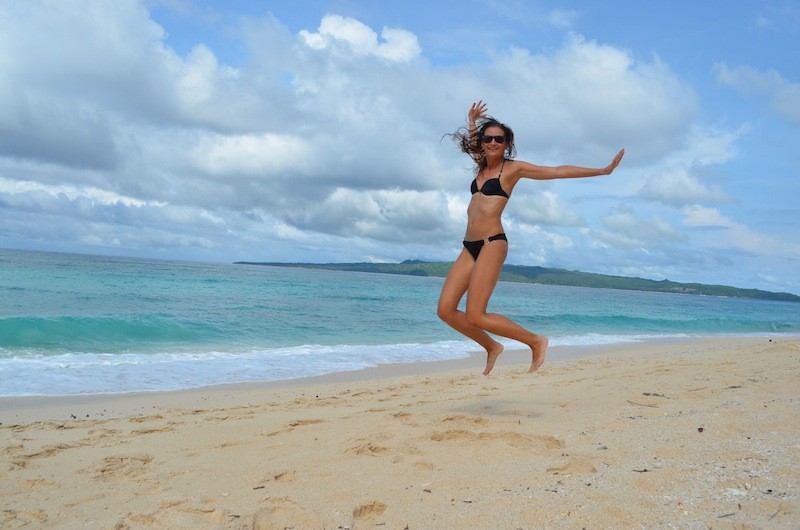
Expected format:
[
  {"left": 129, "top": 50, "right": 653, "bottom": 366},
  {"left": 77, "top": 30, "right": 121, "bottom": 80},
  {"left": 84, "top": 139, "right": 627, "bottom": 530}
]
[{"left": 1, "top": 248, "right": 799, "bottom": 397}]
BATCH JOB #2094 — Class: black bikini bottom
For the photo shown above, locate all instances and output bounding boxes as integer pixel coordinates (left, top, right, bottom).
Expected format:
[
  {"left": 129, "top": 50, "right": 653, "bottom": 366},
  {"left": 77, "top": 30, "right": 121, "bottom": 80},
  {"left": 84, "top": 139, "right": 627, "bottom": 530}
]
[{"left": 463, "top": 233, "right": 507, "bottom": 260}]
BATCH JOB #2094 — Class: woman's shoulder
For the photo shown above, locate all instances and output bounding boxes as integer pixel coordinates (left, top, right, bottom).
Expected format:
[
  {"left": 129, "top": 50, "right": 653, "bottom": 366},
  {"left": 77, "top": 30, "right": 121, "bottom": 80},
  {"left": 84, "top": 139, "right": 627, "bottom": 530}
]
[
  {"left": 504, "top": 158, "right": 542, "bottom": 175},
  {"left": 501, "top": 159, "right": 546, "bottom": 187},
  {"left": 502, "top": 158, "right": 529, "bottom": 177}
]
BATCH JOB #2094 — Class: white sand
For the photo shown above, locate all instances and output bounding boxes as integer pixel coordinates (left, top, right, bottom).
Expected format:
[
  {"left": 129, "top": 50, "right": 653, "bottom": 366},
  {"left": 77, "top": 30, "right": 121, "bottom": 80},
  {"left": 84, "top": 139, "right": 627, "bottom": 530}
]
[{"left": 2, "top": 336, "right": 798, "bottom": 528}]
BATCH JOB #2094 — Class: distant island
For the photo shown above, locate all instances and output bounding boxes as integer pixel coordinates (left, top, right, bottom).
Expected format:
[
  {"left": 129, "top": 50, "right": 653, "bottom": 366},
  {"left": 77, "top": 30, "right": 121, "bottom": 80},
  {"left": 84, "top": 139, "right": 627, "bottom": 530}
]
[{"left": 234, "top": 260, "right": 800, "bottom": 302}]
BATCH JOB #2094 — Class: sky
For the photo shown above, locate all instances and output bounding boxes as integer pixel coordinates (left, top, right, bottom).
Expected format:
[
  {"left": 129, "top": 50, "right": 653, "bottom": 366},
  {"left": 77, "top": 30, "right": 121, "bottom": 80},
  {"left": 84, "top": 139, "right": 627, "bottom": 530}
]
[{"left": 1, "top": 1, "right": 798, "bottom": 294}]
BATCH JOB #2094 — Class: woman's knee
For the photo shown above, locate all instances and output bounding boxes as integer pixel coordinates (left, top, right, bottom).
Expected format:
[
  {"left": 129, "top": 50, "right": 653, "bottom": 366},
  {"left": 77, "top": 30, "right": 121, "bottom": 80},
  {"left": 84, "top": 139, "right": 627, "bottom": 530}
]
[
  {"left": 465, "top": 308, "right": 485, "bottom": 327},
  {"left": 437, "top": 304, "right": 454, "bottom": 322}
]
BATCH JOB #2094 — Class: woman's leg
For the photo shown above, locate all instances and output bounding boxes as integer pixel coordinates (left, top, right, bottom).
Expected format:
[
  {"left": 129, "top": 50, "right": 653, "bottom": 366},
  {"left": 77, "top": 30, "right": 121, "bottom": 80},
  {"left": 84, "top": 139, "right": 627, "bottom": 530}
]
[
  {"left": 465, "top": 240, "right": 548, "bottom": 373},
  {"left": 437, "top": 249, "right": 504, "bottom": 367}
]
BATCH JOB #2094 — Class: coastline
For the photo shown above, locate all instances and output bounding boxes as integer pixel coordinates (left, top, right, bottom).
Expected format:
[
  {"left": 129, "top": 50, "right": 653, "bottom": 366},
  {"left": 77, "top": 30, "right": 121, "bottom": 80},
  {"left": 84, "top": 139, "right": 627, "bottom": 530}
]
[
  {"left": 2, "top": 336, "right": 798, "bottom": 528},
  {"left": 1, "top": 337, "right": 695, "bottom": 425}
]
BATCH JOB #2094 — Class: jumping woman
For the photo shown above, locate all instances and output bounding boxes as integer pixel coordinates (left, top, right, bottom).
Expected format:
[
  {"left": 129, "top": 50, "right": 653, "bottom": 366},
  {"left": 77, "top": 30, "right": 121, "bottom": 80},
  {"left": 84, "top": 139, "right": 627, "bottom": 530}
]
[{"left": 437, "top": 100, "right": 625, "bottom": 375}]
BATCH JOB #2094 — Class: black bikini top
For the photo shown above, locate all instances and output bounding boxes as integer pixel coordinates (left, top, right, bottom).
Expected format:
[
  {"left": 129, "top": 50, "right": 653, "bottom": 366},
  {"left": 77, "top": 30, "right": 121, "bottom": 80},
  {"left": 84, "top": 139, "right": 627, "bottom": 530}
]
[{"left": 471, "top": 159, "right": 509, "bottom": 198}]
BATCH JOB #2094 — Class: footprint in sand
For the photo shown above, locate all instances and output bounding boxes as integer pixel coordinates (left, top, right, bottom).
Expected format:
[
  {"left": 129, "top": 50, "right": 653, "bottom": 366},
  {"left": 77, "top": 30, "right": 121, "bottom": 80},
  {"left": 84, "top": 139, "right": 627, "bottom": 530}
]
[
  {"left": 21, "top": 441, "right": 86, "bottom": 460},
  {"left": 546, "top": 457, "right": 597, "bottom": 474},
  {"left": 82, "top": 428, "right": 123, "bottom": 446},
  {"left": 288, "top": 419, "right": 326, "bottom": 428},
  {"left": 80, "top": 453, "right": 153, "bottom": 480},
  {"left": 252, "top": 497, "right": 322, "bottom": 530},
  {"left": 128, "top": 414, "right": 164, "bottom": 423},
  {"left": 441, "top": 414, "right": 488, "bottom": 426},
  {"left": 131, "top": 426, "right": 175, "bottom": 435},
  {"left": 117, "top": 499, "right": 227, "bottom": 529},
  {"left": 252, "top": 506, "right": 293, "bottom": 530},
  {"left": 346, "top": 442, "right": 389, "bottom": 456},
  {"left": 1, "top": 508, "right": 49, "bottom": 526},
  {"left": 352, "top": 501, "right": 387, "bottom": 529},
  {"left": 19, "top": 478, "right": 54, "bottom": 491},
  {"left": 413, "top": 461, "right": 436, "bottom": 476},
  {"left": 429, "top": 429, "right": 563, "bottom": 450}
]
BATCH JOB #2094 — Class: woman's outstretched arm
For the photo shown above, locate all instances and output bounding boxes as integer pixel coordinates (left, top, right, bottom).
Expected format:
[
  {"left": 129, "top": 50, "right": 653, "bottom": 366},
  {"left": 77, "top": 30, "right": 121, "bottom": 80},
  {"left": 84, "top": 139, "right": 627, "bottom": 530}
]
[{"left": 510, "top": 149, "right": 625, "bottom": 181}]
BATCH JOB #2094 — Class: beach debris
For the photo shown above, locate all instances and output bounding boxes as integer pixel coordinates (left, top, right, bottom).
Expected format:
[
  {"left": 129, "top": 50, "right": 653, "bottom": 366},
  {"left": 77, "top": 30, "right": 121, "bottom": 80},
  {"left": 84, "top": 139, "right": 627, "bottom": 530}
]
[
  {"left": 642, "top": 392, "right": 670, "bottom": 399},
  {"left": 633, "top": 469, "right": 649, "bottom": 473},
  {"left": 697, "top": 427, "right": 704, "bottom": 432}
]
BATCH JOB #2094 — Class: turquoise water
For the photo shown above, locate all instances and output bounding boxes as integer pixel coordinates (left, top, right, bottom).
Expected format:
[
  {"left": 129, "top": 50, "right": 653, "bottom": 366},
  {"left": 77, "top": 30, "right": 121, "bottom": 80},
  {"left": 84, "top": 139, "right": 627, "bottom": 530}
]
[{"left": 2, "top": 248, "right": 799, "bottom": 396}]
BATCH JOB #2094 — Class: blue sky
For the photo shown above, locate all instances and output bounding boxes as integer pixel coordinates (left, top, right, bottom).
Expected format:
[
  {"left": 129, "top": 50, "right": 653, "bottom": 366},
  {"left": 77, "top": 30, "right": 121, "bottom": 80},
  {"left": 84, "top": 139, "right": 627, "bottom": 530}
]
[{"left": 1, "top": 0, "right": 798, "bottom": 294}]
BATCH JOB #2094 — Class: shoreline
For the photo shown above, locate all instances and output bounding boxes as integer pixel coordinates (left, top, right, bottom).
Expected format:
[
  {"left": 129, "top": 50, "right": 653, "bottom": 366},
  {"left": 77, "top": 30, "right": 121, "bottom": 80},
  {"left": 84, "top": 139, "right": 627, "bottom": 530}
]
[
  {"left": 0, "top": 335, "right": 786, "bottom": 425},
  {"left": 1, "top": 337, "right": 704, "bottom": 425},
  {"left": 2, "top": 335, "right": 798, "bottom": 528}
]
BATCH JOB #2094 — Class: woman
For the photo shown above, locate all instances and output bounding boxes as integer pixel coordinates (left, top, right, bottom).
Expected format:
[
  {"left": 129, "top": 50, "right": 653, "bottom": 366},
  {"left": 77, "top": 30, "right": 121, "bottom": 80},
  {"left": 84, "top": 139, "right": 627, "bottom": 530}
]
[{"left": 437, "top": 101, "right": 625, "bottom": 376}]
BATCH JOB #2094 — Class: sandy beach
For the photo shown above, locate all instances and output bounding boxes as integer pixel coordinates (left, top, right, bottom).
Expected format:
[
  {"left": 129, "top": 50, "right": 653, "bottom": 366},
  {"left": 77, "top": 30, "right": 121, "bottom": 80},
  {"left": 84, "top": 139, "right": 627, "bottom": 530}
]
[{"left": 1, "top": 336, "right": 798, "bottom": 528}]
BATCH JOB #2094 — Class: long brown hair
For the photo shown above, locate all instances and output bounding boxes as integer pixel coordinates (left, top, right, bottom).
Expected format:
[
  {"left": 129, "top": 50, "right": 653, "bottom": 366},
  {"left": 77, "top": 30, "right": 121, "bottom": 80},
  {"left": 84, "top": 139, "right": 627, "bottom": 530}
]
[{"left": 448, "top": 117, "right": 516, "bottom": 174}]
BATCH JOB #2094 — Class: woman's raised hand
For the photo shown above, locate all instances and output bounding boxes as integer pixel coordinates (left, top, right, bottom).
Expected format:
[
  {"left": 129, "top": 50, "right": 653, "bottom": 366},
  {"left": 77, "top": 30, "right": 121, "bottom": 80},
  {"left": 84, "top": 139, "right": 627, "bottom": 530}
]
[{"left": 468, "top": 100, "right": 488, "bottom": 124}]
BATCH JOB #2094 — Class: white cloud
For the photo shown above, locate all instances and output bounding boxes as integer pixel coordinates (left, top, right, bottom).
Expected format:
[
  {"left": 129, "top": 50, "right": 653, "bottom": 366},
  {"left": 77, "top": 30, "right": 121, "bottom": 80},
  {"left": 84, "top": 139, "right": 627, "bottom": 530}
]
[
  {"left": 177, "top": 44, "right": 227, "bottom": 106},
  {"left": 487, "top": 33, "right": 697, "bottom": 161},
  {"left": 299, "top": 14, "right": 421, "bottom": 62},
  {"left": 639, "top": 167, "right": 732, "bottom": 206},
  {"left": 284, "top": 188, "right": 461, "bottom": 243},
  {"left": 508, "top": 222, "right": 574, "bottom": 265},
  {"left": 714, "top": 63, "right": 800, "bottom": 125},
  {"left": 0, "top": 177, "right": 163, "bottom": 208},
  {"left": 595, "top": 205, "right": 684, "bottom": 249},
  {"left": 682, "top": 205, "right": 733, "bottom": 228},
  {"left": 507, "top": 190, "right": 584, "bottom": 226},
  {"left": 683, "top": 205, "right": 800, "bottom": 259},
  {"left": 192, "top": 133, "right": 313, "bottom": 176}
]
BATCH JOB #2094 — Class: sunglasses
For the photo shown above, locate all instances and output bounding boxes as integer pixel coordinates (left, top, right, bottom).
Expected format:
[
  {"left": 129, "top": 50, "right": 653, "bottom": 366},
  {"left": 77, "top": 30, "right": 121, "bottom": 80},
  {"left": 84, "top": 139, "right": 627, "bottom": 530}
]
[{"left": 481, "top": 135, "right": 506, "bottom": 144}]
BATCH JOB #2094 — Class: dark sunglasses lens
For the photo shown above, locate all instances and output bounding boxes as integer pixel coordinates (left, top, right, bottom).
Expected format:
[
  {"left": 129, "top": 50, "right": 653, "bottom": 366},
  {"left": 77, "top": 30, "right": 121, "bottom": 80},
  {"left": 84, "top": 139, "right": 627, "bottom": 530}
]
[{"left": 482, "top": 135, "right": 505, "bottom": 144}]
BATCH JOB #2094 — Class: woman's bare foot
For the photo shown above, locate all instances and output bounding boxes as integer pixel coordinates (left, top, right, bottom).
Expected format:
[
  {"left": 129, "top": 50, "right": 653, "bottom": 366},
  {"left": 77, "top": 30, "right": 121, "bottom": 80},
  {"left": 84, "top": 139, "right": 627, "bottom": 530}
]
[
  {"left": 483, "top": 343, "right": 504, "bottom": 375},
  {"left": 527, "top": 335, "right": 548, "bottom": 373}
]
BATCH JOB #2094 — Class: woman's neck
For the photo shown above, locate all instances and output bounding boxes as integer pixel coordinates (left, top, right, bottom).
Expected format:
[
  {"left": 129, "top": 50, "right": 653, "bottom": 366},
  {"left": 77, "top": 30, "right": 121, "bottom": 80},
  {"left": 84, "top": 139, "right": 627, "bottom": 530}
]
[{"left": 483, "top": 155, "right": 505, "bottom": 172}]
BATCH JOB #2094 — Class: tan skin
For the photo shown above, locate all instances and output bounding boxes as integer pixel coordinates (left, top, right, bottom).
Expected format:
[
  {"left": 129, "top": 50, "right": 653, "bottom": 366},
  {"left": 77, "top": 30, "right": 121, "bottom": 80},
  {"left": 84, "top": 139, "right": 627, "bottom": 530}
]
[{"left": 437, "top": 101, "right": 625, "bottom": 375}]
